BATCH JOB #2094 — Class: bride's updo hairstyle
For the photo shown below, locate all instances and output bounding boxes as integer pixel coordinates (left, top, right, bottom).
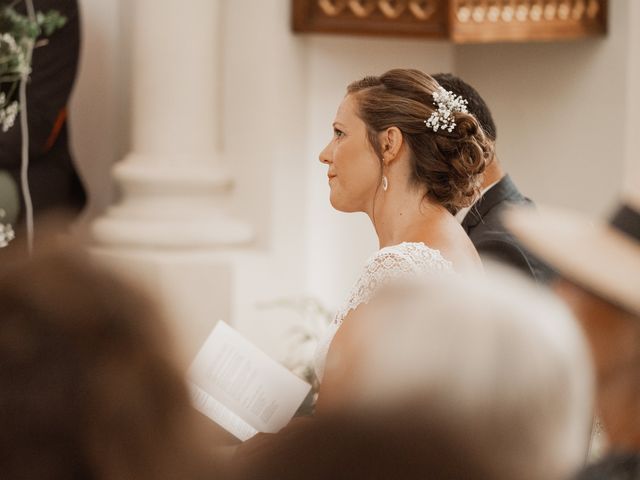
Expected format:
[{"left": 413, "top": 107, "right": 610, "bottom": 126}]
[{"left": 347, "top": 69, "right": 492, "bottom": 214}]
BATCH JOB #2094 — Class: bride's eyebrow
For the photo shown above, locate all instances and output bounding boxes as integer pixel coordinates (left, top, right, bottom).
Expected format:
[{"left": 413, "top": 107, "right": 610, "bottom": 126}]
[{"left": 332, "top": 122, "right": 346, "bottom": 129}]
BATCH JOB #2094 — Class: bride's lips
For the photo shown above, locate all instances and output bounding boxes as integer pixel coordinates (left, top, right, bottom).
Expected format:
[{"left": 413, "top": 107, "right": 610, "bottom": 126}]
[{"left": 328, "top": 174, "right": 337, "bottom": 183}]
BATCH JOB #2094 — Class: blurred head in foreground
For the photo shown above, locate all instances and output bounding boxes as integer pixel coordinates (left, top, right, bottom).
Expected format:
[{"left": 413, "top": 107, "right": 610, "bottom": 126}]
[
  {"left": 507, "top": 198, "right": 640, "bottom": 451},
  {"left": 0, "top": 248, "right": 217, "bottom": 480},
  {"left": 233, "top": 409, "right": 504, "bottom": 480},
  {"left": 346, "top": 268, "right": 594, "bottom": 480}
]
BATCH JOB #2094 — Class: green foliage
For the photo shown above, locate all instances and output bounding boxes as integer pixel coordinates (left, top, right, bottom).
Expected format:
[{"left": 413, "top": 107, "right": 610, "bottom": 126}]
[
  {"left": 0, "top": 2, "right": 66, "bottom": 132},
  {"left": 37, "top": 10, "right": 67, "bottom": 36},
  {"left": 0, "top": 6, "right": 67, "bottom": 40}
]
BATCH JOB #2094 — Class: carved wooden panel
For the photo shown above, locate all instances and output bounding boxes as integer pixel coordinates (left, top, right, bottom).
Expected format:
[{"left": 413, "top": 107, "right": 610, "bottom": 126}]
[
  {"left": 450, "top": 0, "right": 607, "bottom": 43},
  {"left": 291, "top": 0, "right": 448, "bottom": 38},
  {"left": 291, "top": 0, "right": 607, "bottom": 43}
]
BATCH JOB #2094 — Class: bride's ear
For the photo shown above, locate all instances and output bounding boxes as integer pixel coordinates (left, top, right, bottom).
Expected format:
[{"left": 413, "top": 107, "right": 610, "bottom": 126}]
[{"left": 379, "top": 127, "right": 403, "bottom": 166}]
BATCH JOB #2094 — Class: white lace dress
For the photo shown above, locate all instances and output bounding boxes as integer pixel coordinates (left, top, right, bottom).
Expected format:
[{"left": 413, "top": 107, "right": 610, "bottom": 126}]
[{"left": 314, "top": 242, "right": 453, "bottom": 381}]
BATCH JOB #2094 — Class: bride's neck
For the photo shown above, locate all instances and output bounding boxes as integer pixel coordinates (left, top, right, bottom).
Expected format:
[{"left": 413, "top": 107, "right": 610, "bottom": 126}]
[{"left": 369, "top": 187, "right": 450, "bottom": 249}]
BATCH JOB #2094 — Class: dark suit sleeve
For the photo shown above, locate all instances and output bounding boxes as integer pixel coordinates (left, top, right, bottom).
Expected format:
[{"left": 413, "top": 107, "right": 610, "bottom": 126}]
[{"left": 0, "top": 0, "right": 79, "bottom": 168}]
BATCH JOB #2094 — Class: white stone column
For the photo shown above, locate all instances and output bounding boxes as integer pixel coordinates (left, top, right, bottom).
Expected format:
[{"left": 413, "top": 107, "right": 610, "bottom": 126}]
[
  {"left": 92, "top": 0, "right": 251, "bottom": 248},
  {"left": 90, "top": 0, "right": 251, "bottom": 362}
]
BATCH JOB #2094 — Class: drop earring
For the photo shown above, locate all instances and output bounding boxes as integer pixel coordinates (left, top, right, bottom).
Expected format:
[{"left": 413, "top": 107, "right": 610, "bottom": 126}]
[{"left": 382, "top": 175, "right": 388, "bottom": 192}]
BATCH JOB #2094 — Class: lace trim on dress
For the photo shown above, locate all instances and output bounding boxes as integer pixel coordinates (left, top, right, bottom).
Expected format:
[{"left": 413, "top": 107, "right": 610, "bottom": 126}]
[
  {"left": 332, "top": 242, "right": 452, "bottom": 329},
  {"left": 314, "top": 242, "right": 453, "bottom": 381}
]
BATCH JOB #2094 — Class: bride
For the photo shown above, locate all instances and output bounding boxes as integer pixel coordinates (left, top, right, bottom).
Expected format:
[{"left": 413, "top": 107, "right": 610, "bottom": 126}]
[{"left": 315, "top": 69, "right": 491, "bottom": 410}]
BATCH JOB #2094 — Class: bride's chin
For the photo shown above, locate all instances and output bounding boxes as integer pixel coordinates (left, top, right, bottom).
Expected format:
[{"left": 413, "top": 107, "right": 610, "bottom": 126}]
[
  {"left": 329, "top": 198, "right": 343, "bottom": 211},
  {"left": 329, "top": 196, "right": 358, "bottom": 213}
]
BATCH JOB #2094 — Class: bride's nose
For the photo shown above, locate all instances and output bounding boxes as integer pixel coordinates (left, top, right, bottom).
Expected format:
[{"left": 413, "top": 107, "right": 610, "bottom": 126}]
[{"left": 319, "top": 143, "right": 331, "bottom": 164}]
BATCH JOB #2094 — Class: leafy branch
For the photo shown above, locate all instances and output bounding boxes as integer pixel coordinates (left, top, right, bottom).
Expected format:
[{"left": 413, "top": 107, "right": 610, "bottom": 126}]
[{"left": 0, "top": 3, "right": 67, "bottom": 132}]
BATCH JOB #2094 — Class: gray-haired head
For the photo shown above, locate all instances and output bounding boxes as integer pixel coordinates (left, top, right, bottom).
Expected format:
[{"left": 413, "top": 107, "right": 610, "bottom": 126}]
[{"left": 349, "top": 265, "right": 594, "bottom": 480}]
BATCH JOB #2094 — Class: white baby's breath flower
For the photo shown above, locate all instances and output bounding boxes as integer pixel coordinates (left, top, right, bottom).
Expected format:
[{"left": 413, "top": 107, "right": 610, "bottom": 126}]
[
  {"left": 424, "top": 86, "right": 469, "bottom": 133},
  {"left": 0, "top": 100, "right": 19, "bottom": 132},
  {"left": 0, "top": 32, "right": 19, "bottom": 53},
  {"left": 0, "top": 223, "right": 15, "bottom": 248}
]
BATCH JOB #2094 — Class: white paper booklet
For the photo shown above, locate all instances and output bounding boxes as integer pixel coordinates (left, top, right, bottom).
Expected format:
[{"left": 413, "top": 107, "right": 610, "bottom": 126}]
[{"left": 188, "top": 321, "right": 311, "bottom": 441}]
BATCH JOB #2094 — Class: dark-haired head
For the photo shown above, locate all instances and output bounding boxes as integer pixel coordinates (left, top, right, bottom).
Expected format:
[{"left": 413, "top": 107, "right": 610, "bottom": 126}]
[{"left": 345, "top": 69, "right": 492, "bottom": 214}]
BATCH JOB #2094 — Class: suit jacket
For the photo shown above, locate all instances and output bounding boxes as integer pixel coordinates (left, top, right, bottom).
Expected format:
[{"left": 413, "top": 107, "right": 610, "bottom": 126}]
[
  {"left": 0, "top": 0, "right": 86, "bottom": 222},
  {"left": 461, "top": 175, "right": 554, "bottom": 283}
]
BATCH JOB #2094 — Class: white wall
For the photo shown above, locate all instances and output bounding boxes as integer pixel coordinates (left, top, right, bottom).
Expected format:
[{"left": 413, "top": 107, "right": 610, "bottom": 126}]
[
  {"left": 455, "top": 0, "right": 630, "bottom": 217},
  {"left": 220, "top": 0, "right": 311, "bottom": 356},
  {"left": 71, "top": 0, "right": 131, "bottom": 223}
]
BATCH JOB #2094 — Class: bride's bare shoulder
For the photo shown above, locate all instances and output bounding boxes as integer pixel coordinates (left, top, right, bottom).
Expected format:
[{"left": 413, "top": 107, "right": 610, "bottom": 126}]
[{"left": 419, "top": 222, "right": 483, "bottom": 274}]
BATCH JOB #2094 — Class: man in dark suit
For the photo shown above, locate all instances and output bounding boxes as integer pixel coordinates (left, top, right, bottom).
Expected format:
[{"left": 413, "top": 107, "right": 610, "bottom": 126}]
[
  {"left": 0, "top": 0, "right": 86, "bottom": 228},
  {"left": 432, "top": 73, "right": 553, "bottom": 283}
]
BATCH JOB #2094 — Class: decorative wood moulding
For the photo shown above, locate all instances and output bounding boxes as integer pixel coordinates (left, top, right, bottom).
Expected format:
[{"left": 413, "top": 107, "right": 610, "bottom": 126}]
[{"left": 291, "top": 0, "right": 607, "bottom": 43}]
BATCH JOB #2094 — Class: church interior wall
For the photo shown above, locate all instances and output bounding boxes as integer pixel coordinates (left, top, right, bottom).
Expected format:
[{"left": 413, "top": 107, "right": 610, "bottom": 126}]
[{"left": 455, "top": 0, "right": 630, "bottom": 217}]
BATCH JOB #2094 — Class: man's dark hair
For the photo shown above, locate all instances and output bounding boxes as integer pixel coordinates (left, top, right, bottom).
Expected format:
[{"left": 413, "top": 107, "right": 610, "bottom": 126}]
[{"left": 432, "top": 73, "right": 497, "bottom": 142}]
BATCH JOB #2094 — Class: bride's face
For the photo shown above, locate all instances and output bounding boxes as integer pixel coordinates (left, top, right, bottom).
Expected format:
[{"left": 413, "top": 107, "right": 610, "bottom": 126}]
[{"left": 319, "top": 94, "right": 382, "bottom": 213}]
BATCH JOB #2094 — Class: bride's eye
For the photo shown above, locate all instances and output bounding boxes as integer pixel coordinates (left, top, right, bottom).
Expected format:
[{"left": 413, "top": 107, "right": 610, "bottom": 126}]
[{"left": 334, "top": 128, "right": 345, "bottom": 139}]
